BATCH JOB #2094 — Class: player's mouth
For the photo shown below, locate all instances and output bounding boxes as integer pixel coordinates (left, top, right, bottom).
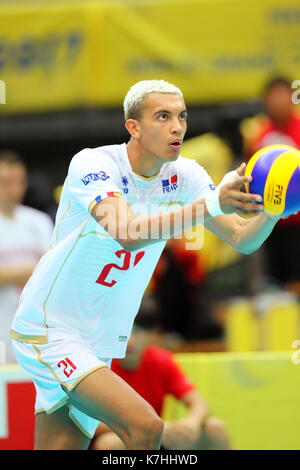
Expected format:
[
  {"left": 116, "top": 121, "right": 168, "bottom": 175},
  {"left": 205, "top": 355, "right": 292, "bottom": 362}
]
[{"left": 168, "top": 140, "right": 182, "bottom": 149}]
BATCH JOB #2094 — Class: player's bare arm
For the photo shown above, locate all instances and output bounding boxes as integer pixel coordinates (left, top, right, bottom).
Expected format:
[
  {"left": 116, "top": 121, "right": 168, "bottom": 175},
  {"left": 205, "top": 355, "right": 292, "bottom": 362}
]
[
  {"left": 91, "top": 169, "right": 271, "bottom": 253},
  {"left": 204, "top": 162, "right": 281, "bottom": 254}
]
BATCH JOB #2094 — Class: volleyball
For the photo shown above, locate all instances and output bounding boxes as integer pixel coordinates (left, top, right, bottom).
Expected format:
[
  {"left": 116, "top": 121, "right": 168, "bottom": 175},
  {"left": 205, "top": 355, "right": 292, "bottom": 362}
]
[{"left": 245, "top": 144, "right": 300, "bottom": 217}]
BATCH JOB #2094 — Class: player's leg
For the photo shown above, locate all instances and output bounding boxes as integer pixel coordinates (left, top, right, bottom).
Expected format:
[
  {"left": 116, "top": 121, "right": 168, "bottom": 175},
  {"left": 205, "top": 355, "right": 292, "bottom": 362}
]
[
  {"left": 91, "top": 423, "right": 125, "bottom": 450},
  {"left": 197, "top": 417, "right": 232, "bottom": 450},
  {"left": 66, "top": 367, "right": 164, "bottom": 450},
  {"left": 35, "top": 406, "right": 90, "bottom": 450}
]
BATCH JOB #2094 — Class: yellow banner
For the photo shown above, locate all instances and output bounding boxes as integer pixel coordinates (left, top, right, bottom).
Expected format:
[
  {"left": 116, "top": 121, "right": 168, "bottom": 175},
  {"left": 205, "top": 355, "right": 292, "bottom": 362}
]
[
  {"left": 1, "top": 0, "right": 300, "bottom": 112},
  {"left": 0, "top": 2, "right": 105, "bottom": 112},
  {"left": 164, "top": 351, "right": 300, "bottom": 450}
]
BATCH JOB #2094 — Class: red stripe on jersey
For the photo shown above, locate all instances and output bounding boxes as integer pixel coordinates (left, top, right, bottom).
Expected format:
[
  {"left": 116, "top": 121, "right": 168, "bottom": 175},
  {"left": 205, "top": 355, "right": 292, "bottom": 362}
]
[{"left": 107, "top": 192, "right": 122, "bottom": 198}]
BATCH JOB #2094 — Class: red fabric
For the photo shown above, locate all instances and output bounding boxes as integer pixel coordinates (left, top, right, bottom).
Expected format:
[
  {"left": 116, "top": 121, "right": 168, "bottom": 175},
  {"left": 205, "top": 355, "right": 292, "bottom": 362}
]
[
  {"left": 152, "top": 241, "right": 206, "bottom": 290},
  {"left": 250, "top": 113, "right": 300, "bottom": 227},
  {"left": 0, "top": 382, "right": 35, "bottom": 450},
  {"left": 171, "top": 242, "right": 206, "bottom": 284},
  {"left": 251, "top": 114, "right": 300, "bottom": 153},
  {"left": 112, "top": 346, "right": 195, "bottom": 416}
]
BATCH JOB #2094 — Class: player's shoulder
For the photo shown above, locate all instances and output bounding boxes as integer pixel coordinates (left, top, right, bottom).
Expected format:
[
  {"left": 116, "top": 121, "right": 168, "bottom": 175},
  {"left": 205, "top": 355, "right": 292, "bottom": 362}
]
[{"left": 71, "top": 144, "right": 124, "bottom": 165}]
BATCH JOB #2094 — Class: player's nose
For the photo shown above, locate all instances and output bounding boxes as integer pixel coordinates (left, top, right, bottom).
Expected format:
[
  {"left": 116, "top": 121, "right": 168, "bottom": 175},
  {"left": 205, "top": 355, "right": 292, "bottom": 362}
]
[{"left": 170, "top": 118, "right": 185, "bottom": 135}]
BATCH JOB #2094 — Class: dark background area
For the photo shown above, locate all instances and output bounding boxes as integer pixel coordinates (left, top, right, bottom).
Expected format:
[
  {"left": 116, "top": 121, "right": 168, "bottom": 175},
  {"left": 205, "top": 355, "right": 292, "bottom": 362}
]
[{"left": 0, "top": 101, "right": 262, "bottom": 188}]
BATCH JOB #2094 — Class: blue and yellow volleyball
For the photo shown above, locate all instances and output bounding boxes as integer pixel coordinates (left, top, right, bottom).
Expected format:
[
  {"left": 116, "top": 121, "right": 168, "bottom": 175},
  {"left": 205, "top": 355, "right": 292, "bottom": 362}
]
[{"left": 245, "top": 145, "right": 300, "bottom": 217}]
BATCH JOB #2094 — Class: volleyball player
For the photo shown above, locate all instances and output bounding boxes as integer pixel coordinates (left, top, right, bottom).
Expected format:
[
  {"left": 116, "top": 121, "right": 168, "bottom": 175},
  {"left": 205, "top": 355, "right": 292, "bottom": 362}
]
[{"left": 11, "top": 80, "right": 281, "bottom": 450}]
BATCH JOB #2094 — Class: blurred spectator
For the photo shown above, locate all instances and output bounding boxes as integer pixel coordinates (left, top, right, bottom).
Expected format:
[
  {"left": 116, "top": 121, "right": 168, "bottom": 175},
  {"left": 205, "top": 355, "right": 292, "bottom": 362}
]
[
  {"left": 246, "top": 77, "right": 300, "bottom": 154},
  {"left": 91, "top": 295, "right": 231, "bottom": 450},
  {"left": 23, "top": 170, "right": 58, "bottom": 223},
  {"left": 0, "top": 150, "right": 53, "bottom": 363},
  {"left": 241, "top": 77, "right": 300, "bottom": 295}
]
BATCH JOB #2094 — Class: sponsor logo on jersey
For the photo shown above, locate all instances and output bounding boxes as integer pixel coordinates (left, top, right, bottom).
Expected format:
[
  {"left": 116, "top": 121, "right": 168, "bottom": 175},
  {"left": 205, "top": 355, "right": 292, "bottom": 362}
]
[
  {"left": 209, "top": 184, "right": 216, "bottom": 190},
  {"left": 118, "top": 335, "right": 128, "bottom": 342},
  {"left": 122, "top": 176, "right": 129, "bottom": 194},
  {"left": 81, "top": 171, "right": 110, "bottom": 185},
  {"left": 162, "top": 175, "right": 178, "bottom": 193}
]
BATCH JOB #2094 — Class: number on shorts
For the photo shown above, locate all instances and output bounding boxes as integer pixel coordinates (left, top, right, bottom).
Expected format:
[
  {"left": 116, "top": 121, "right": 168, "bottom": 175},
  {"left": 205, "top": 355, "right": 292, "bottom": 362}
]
[
  {"left": 96, "top": 249, "right": 145, "bottom": 287},
  {"left": 57, "top": 357, "right": 77, "bottom": 378}
]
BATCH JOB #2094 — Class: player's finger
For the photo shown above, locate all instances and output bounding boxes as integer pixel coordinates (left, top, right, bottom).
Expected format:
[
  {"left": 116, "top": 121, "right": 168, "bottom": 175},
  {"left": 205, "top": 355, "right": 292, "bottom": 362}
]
[
  {"left": 232, "top": 191, "right": 263, "bottom": 204},
  {"left": 234, "top": 201, "right": 264, "bottom": 214},
  {"left": 230, "top": 175, "right": 252, "bottom": 189},
  {"left": 235, "top": 162, "right": 246, "bottom": 177}
]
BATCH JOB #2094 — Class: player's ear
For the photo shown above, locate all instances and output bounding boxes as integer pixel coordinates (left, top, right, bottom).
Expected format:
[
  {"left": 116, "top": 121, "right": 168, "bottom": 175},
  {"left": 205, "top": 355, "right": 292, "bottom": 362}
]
[{"left": 125, "top": 119, "right": 141, "bottom": 139}]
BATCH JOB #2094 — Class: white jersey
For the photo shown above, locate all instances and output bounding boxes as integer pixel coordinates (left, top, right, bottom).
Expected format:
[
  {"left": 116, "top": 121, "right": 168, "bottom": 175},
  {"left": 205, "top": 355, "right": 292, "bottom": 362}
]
[
  {"left": 11, "top": 143, "right": 214, "bottom": 358},
  {"left": 0, "top": 205, "right": 53, "bottom": 363}
]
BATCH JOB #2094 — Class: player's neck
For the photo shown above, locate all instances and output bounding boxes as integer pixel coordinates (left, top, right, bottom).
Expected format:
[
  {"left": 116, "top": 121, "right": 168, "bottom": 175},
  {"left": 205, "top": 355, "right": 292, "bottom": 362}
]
[{"left": 126, "top": 140, "right": 162, "bottom": 178}]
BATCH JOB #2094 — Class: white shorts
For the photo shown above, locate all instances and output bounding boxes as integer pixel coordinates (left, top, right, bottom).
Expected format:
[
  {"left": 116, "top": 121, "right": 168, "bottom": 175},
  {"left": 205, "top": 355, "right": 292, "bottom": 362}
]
[{"left": 11, "top": 336, "right": 112, "bottom": 439}]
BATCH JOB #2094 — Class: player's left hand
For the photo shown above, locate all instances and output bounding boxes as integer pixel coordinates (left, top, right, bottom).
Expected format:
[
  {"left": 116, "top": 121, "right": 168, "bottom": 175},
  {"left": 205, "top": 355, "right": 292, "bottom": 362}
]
[{"left": 217, "top": 161, "right": 266, "bottom": 216}]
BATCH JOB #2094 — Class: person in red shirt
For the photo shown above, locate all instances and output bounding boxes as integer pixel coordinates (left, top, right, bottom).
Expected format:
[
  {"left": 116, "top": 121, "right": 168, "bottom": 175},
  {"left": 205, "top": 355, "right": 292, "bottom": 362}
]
[
  {"left": 247, "top": 76, "right": 300, "bottom": 294},
  {"left": 249, "top": 77, "right": 300, "bottom": 155},
  {"left": 91, "top": 296, "right": 231, "bottom": 450}
]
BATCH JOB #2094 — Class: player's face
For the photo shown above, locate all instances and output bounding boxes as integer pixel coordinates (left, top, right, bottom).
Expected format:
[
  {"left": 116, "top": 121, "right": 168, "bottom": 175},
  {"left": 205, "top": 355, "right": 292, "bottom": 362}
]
[
  {"left": 0, "top": 162, "right": 27, "bottom": 207},
  {"left": 137, "top": 93, "right": 187, "bottom": 162}
]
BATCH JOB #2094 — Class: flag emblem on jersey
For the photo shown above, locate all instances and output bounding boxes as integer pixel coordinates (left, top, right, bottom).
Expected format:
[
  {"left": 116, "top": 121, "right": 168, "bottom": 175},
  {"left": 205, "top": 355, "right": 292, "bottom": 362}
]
[
  {"left": 95, "top": 192, "right": 122, "bottom": 203},
  {"left": 162, "top": 175, "right": 178, "bottom": 193},
  {"left": 81, "top": 171, "right": 110, "bottom": 185}
]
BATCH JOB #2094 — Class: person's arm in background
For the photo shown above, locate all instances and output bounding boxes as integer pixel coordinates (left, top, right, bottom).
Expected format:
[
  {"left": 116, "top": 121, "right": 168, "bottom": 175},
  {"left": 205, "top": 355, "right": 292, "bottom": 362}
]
[
  {"left": 0, "top": 263, "right": 37, "bottom": 286},
  {"left": 0, "top": 211, "right": 54, "bottom": 287},
  {"left": 162, "top": 389, "right": 209, "bottom": 450},
  {"left": 157, "top": 348, "right": 210, "bottom": 450}
]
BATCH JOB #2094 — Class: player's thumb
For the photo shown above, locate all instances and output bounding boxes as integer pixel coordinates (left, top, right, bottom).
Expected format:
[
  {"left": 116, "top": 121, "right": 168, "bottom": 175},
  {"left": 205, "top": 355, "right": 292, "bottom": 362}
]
[{"left": 235, "top": 162, "right": 246, "bottom": 176}]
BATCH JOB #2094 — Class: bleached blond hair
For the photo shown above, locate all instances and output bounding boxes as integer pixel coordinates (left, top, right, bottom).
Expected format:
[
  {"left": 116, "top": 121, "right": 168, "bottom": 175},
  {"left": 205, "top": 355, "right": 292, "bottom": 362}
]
[{"left": 123, "top": 80, "right": 183, "bottom": 120}]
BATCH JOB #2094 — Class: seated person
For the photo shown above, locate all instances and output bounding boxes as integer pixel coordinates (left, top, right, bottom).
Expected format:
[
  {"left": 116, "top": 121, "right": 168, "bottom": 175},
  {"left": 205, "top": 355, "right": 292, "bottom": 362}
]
[{"left": 91, "top": 296, "right": 232, "bottom": 450}]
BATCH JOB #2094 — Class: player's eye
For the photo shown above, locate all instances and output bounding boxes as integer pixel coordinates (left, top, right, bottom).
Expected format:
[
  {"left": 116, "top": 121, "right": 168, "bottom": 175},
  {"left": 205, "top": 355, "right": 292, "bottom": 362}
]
[
  {"left": 158, "top": 114, "right": 168, "bottom": 121},
  {"left": 179, "top": 112, "right": 187, "bottom": 120}
]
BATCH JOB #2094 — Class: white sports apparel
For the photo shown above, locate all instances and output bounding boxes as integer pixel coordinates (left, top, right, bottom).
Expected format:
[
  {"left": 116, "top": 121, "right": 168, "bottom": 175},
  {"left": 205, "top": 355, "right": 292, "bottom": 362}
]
[
  {"left": 12, "top": 337, "right": 111, "bottom": 438},
  {"left": 11, "top": 143, "right": 215, "bottom": 359},
  {"left": 0, "top": 206, "right": 53, "bottom": 363}
]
